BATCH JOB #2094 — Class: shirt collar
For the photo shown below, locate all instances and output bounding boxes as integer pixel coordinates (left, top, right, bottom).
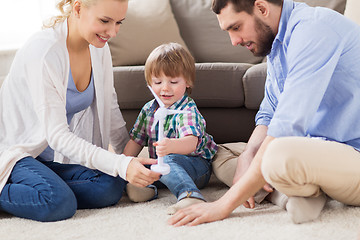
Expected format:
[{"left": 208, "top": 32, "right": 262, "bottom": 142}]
[
  {"left": 169, "top": 94, "right": 188, "bottom": 110},
  {"left": 274, "top": 0, "right": 295, "bottom": 44},
  {"left": 149, "top": 94, "right": 189, "bottom": 112}
]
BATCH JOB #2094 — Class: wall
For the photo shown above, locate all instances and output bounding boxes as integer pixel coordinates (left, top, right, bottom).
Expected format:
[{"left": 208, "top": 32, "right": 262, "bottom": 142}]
[{"left": 344, "top": 0, "right": 360, "bottom": 25}]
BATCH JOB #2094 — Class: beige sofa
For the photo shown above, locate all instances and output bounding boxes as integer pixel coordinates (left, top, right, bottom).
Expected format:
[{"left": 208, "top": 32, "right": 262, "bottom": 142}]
[{"left": 108, "top": 0, "right": 347, "bottom": 145}]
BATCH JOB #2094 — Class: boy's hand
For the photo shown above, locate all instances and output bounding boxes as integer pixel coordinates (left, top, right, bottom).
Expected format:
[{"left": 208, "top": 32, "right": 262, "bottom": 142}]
[
  {"left": 154, "top": 138, "right": 173, "bottom": 157},
  {"left": 154, "top": 135, "right": 198, "bottom": 157}
]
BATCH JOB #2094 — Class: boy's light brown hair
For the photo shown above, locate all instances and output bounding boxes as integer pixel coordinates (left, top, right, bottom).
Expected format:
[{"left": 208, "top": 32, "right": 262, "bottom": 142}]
[{"left": 145, "top": 42, "right": 195, "bottom": 94}]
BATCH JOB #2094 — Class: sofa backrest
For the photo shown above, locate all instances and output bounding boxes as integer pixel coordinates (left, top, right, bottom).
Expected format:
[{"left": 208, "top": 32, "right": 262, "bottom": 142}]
[
  {"left": 169, "top": 0, "right": 263, "bottom": 64},
  {"left": 108, "top": 0, "right": 264, "bottom": 66},
  {"left": 296, "top": 0, "right": 347, "bottom": 13},
  {"left": 108, "top": 0, "right": 347, "bottom": 67}
]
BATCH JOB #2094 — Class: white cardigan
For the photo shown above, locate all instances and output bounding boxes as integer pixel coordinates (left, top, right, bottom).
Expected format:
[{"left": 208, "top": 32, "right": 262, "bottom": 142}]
[{"left": 0, "top": 20, "right": 132, "bottom": 193}]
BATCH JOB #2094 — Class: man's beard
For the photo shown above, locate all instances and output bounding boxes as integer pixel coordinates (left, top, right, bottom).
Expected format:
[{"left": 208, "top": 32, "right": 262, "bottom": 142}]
[{"left": 252, "top": 16, "right": 276, "bottom": 57}]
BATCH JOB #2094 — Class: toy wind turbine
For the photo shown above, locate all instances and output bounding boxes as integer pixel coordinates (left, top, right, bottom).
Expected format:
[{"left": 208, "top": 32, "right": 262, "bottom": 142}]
[{"left": 147, "top": 85, "right": 190, "bottom": 175}]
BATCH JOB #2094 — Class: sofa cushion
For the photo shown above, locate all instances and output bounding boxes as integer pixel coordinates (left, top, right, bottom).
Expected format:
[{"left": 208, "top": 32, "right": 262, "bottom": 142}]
[
  {"left": 108, "top": 0, "right": 187, "bottom": 66},
  {"left": 192, "top": 63, "right": 251, "bottom": 108},
  {"left": 114, "top": 63, "right": 251, "bottom": 109},
  {"left": 297, "top": 0, "right": 347, "bottom": 13},
  {"left": 169, "top": 0, "right": 263, "bottom": 64}
]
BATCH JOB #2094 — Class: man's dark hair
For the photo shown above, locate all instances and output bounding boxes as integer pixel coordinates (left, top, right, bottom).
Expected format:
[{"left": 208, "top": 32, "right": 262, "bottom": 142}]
[{"left": 212, "top": 0, "right": 282, "bottom": 14}]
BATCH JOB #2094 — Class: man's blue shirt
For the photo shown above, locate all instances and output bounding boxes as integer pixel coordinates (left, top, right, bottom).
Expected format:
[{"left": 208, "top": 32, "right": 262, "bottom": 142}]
[{"left": 255, "top": 0, "right": 360, "bottom": 150}]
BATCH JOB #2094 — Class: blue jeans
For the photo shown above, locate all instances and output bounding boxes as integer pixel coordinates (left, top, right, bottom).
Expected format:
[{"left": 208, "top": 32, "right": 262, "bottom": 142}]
[
  {"left": 156, "top": 154, "right": 212, "bottom": 201},
  {"left": 0, "top": 157, "right": 125, "bottom": 222}
]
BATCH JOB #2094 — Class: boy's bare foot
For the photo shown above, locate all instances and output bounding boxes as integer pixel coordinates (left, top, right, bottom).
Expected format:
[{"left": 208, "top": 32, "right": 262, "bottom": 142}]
[{"left": 126, "top": 183, "right": 156, "bottom": 202}]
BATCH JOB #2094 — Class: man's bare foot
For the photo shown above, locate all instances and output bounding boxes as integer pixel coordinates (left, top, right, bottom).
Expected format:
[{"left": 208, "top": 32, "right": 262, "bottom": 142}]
[{"left": 286, "top": 194, "right": 326, "bottom": 224}]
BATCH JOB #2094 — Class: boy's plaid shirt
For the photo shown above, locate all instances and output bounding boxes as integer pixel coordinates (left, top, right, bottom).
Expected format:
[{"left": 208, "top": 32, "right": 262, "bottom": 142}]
[{"left": 129, "top": 94, "right": 218, "bottom": 160}]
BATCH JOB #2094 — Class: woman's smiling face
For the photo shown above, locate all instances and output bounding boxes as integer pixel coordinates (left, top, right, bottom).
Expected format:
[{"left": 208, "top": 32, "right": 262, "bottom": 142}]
[{"left": 77, "top": 0, "right": 128, "bottom": 48}]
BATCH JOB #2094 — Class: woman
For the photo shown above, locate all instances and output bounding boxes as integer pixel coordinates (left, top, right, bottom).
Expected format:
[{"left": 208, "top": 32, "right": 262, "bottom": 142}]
[{"left": 0, "top": 0, "right": 160, "bottom": 222}]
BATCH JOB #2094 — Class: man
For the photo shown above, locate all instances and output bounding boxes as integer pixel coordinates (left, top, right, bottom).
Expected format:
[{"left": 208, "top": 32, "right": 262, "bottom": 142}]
[{"left": 168, "top": 0, "right": 360, "bottom": 226}]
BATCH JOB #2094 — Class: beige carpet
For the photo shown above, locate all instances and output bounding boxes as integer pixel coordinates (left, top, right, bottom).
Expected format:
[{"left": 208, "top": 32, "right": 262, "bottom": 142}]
[{"left": 0, "top": 176, "right": 359, "bottom": 240}]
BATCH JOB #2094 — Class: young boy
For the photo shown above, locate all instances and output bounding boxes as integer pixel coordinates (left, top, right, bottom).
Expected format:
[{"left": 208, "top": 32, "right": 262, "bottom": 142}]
[{"left": 123, "top": 42, "right": 218, "bottom": 214}]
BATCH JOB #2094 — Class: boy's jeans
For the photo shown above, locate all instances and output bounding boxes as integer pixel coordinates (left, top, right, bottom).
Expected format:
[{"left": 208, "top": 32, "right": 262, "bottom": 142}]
[
  {"left": 157, "top": 154, "right": 212, "bottom": 201},
  {"left": 0, "top": 156, "right": 125, "bottom": 222}
]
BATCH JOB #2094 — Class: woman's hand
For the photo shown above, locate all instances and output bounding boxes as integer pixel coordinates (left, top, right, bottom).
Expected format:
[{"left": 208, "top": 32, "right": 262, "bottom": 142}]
[
  {"left": 168, "top": 200, "right": 231, "bottom": 227},
  {"left": 126, "top": 157, "right": 161, "bottom": 187}
]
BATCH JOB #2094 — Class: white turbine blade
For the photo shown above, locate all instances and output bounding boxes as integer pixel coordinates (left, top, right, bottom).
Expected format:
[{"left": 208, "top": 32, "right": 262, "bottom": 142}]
[
  {"left": 151, "top": 119, "right": 159, "bottom": 131},
  {"left": 158, "top": 118, "right": 164, "bottom": 141},
  {"left": 147, "top": 85, "right": 165, "bottom": 108}
]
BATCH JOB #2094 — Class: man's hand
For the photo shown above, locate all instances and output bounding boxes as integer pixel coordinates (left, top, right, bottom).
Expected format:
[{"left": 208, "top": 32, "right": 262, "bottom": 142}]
[
  {"left": 169, "top": 134, "right": 273, "bottom": 226},
  {"left": 168, "top": 200, "right": 231, "bottom": 227},
  {"left": 242, "top": 183, "right": 273, "bottom": 209},
  {"left": 126, "top": 157, "right": 161, "bottom": 187},
  {"left": 233, "top": 151, "right": 253, "bottom": 184},
  {"left": 234, "top": 151, "right": 273, "bottom": 209}
]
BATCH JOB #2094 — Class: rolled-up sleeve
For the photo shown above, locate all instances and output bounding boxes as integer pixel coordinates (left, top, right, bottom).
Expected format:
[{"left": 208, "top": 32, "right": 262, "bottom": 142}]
[
  {"left": 255, "top": 65, "right": 277, "bottom": 127},
  {"left": 267, "top": 20, "right": 342, "bottom": 138}
]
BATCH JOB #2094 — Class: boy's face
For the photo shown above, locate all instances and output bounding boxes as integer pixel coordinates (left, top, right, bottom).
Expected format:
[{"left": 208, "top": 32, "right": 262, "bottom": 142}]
[{"left": 150, "top": 74, "right": 190, "bottom": 108}]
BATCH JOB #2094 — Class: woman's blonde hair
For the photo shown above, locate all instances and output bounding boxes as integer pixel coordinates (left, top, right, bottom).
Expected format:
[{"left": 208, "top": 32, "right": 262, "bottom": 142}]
[
  {"left": 43, "top": 0, "right": 127, "bottom": 28},
  {"left": 145, "top": 42, "right": 195, "bottom": 95}
]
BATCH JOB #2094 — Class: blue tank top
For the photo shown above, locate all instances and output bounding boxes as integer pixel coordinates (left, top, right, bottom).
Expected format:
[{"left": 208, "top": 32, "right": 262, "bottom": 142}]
[
  {"left": 65, "top": 68, "right": 95, "bottom": 124},
  {"left": 38, "top": 68, "right": 95, "bottom": 161}
]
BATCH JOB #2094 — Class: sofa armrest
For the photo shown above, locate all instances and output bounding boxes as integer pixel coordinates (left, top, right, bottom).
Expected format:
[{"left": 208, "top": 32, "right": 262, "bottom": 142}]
[{"left": 243, "top": 62, "right": 267, "bottom": 110}]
